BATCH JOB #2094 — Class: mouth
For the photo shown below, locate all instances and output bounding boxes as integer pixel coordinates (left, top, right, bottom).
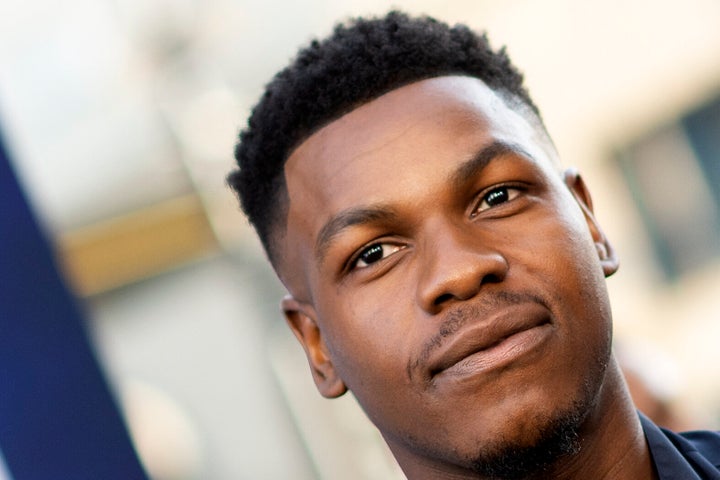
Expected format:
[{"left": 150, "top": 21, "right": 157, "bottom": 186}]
[{"left": 429, "top": 309, "right": 553, "bottom": 381}]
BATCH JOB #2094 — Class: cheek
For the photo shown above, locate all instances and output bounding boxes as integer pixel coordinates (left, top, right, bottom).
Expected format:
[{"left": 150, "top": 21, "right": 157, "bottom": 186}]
[
  {"left": 319, "top": 290, "right": 415, "bottom": 388},
  {"left": 504, "top": 217, "right": 588, "bottom": 276},
  {"left": 520, "top": 200, "right": 600, "bottom": 279},
  {"left": 532, "top": 212, "right": 613, "bottom": 353},
  {"left": 323, "top": 296, "right": 427, "bottom": 433},
  {"left": 507, "top": 204, "right": 611, "bottom": 336}
]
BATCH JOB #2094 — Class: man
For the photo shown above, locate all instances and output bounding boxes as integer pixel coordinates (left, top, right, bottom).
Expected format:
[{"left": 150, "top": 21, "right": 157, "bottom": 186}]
[{"left": 228, "top": 11, "right": 720, "bottom": 479}]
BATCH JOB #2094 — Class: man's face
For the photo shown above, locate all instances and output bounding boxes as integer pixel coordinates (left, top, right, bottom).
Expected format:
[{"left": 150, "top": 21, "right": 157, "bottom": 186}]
[{"left": 278, "top": 76, "right": 618, "bottom": 473}]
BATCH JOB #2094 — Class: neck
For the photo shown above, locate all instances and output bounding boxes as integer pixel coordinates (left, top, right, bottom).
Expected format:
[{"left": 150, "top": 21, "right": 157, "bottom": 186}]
[
  {"left": 391, "top": 358, "right": 657, "bottom": 480},
  {"left": 545, "top": 360, "right": 657, "bottom": 480}
]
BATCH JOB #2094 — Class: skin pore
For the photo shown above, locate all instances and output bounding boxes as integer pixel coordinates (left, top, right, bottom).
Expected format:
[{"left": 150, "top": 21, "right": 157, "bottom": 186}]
[{"left": 276, "top": 76, "right": 656, "bottom": 479}]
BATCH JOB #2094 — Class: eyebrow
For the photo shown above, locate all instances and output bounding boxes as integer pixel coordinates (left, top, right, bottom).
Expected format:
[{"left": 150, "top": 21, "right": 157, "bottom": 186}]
[
  {"left": 449, "top": 140, "right": 530, "bottom": 188},
  {"left": 313, "top": 140, "right": 530, "bottom": 263},
  {"left": 315, "top": 206, "right": 399, "bottom": 264}
]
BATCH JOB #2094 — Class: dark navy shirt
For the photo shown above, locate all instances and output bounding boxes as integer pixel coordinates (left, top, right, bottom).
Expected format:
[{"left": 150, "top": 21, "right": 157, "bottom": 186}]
[{"left": 641, "top": 413, "right": 720, "bottom": 479}]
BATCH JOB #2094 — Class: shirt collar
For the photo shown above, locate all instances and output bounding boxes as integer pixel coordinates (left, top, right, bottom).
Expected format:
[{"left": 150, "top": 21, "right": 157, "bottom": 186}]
[{"left": 640, "top": 412, "right": 714, "bottom": 480}]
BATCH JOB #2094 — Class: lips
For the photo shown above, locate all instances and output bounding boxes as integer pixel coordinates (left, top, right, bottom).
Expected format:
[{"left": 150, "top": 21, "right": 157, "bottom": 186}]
[{"left": 428, "top": 305, "right": 552, "bottom": 380}]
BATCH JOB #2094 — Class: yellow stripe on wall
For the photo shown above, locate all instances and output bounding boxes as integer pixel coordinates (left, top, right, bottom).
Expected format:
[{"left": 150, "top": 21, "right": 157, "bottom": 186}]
[{"left": 58, "top": 195, "right": 219, "bottom": 296}]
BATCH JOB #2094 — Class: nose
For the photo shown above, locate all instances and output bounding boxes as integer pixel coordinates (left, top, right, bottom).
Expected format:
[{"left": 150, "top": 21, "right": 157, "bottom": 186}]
[{"left": 416, "top": 220, "right": 508, "bottom": 315}]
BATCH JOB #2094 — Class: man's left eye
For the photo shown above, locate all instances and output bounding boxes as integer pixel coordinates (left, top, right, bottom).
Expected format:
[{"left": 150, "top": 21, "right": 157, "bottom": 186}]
[{"left": 475, "top": 186, "right": 521, "bottom": 213}]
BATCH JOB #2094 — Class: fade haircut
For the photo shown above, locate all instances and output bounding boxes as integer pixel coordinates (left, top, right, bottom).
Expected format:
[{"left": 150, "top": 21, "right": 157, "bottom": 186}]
[{"left": 228, "top": 11, "right": 540, "bottom": 264}]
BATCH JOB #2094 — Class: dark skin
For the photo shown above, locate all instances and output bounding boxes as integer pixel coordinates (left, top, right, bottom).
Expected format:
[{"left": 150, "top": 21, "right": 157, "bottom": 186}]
[{"left": 274, "top": 76, "right": 657, "bottom": 479}]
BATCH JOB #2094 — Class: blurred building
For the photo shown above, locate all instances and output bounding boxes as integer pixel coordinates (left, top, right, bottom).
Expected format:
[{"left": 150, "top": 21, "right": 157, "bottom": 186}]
[{"left": 1, "top": 0, "right": 719, "bottom": 478}]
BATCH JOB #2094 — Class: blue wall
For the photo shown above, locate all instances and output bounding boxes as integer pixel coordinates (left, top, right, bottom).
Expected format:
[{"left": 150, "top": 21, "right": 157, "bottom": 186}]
[{"left": 0, "top": 129, "right": 147, "bottom": 480}]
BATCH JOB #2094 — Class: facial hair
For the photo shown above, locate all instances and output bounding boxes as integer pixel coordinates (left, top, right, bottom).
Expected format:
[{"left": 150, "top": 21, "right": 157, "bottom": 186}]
[{"left": 468, "top": 399, "right": 587, "bottom": 479}]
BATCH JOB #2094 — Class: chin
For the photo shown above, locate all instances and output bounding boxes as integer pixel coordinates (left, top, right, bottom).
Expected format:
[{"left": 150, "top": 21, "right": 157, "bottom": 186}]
[
  {"left": 467, "top": 402, "right": 586, "bottom": 480},
  {"left": 463, "top": 362, "right": 607, "bottom": 479}
]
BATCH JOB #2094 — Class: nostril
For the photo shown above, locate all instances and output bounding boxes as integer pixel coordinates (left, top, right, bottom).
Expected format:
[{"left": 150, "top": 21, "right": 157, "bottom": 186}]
[
  {"left": 433, "top": 293, "right": 454, "bottom": 306},
  {"left": 482, "top": 273, "right": 503, "bottom": 285}
]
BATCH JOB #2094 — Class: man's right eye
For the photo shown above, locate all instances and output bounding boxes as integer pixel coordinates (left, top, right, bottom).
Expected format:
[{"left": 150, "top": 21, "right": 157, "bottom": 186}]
[{"left": 352, "top": 243, "right": 403, "bottom": 269}]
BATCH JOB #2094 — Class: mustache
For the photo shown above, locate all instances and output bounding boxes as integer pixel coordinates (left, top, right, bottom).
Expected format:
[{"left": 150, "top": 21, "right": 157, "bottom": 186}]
[{"left": 415, "top": 290, "right": 548, "bottom": 367}]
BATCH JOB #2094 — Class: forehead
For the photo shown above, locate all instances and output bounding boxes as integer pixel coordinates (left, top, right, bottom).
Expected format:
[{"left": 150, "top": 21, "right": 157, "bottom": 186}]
[
  {"left": 278, "top": 76, "right": 556, "bottom": 288},
  {"left": 288, "top": 76, "right": 541, "bottom": 176}
]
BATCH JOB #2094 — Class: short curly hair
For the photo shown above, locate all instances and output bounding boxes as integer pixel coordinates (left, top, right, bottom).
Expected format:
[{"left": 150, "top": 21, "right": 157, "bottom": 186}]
[{"left": 228, "top": 11, "right": 541, "bottom": 264}]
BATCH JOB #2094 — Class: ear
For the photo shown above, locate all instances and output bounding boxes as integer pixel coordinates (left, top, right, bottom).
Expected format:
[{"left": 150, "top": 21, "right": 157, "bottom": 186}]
[
  {"left": 563, "top": 169, "right": 619, "bottom": 277},
  {"left": 281, "top": 295, "right": 347, "bottom": 398}
]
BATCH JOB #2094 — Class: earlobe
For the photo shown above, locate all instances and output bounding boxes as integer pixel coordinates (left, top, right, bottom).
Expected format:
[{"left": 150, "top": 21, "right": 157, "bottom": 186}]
[
  {"left": 563, "top": 169, "right": 619, "bottom": 277},
  {"left": 282, "top": 296, "right": 347, "bottom": 398}
]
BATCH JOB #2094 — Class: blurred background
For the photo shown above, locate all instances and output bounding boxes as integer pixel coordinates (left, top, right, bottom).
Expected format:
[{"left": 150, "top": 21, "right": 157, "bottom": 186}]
[{"left": 1, "top": 0, "right": 719, "bottom": 478}]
